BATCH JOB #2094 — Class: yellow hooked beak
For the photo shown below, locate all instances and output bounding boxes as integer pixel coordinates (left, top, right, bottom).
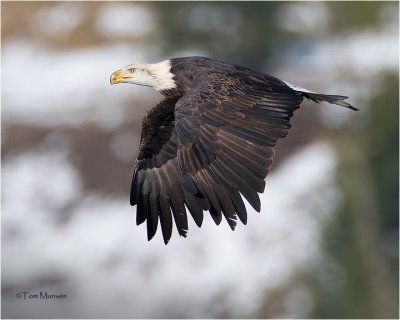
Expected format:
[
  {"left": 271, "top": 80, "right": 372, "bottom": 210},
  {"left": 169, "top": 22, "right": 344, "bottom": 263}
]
[{"left": 110, "top": 68, "right": 133, "bottom": 85}]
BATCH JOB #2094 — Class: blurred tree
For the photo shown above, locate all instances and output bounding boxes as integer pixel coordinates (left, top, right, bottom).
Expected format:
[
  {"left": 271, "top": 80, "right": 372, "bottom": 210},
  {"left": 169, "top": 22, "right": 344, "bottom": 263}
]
[
  {"left": 309, "top": 72, "right": 399, "bottom": 318},
  {"left": 326, "top": 1, "right": 389, "bottom": 33},
  {"left": 152, "top": 1, "right": 285, "bottom": 68}
]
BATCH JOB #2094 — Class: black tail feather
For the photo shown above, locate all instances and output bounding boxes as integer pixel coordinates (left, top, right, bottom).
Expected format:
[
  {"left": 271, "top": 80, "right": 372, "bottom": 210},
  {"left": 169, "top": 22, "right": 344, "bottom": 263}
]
[{"left": 302, "top": 92, "right": 358, "bottom": 111}]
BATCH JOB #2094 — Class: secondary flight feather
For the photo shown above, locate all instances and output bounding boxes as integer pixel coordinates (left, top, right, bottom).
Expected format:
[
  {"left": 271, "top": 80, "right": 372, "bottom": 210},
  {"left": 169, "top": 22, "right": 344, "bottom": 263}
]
[{"left": 110, "top": 56, "right": 357, "bottom": 244}]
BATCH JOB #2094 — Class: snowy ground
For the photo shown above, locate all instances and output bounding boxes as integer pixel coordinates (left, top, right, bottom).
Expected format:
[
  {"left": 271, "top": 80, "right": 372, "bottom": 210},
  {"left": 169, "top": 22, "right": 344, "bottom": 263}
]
[{"left": 2, "top": 142, "right": 337, "bottom": 318}]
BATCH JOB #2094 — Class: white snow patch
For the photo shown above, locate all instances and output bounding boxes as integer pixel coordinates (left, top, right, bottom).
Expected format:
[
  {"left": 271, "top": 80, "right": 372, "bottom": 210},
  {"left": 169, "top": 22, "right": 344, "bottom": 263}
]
[
  {"left": 96, "top": 3, "right": 156, "bottom": 38},
  {"left": 275, "top": 26, "right": 398, "bottom": 127},
  {"left": 2, "top": 142, "right": 338, "bottom": 318},
  {"left": 2, "top": 39, "right": 150, "bottom": 127},
  {"left": 277, "top": 2, "right": 331, "bottom": 36},
  {"left": 31, "top": 2, "right": 85, "bottom": 36}
]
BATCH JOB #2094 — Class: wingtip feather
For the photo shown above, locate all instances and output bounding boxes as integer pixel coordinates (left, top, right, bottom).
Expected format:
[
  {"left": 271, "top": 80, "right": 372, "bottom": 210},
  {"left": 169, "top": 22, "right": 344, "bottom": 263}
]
[{"left": 303, "top": 92, "right": 358, "bottom": 111}]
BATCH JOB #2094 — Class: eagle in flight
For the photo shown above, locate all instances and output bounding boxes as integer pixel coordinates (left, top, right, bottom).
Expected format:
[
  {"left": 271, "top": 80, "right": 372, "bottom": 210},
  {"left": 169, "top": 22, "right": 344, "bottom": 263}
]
[{"left": 110, "top": 56, "right": 357, "bottom": 244}]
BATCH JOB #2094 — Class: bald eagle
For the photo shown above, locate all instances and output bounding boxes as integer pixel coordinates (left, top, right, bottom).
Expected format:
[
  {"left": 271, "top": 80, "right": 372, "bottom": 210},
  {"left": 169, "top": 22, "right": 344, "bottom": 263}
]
[{"left": 110, "top": 56, "right": 357, "bottom": 244}]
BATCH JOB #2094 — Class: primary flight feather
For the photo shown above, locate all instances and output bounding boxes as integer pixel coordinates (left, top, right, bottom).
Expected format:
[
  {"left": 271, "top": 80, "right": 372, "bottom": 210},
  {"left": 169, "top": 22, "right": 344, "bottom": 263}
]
[{"left": 110, "top": 56, "right": 357, "bottom": 244}]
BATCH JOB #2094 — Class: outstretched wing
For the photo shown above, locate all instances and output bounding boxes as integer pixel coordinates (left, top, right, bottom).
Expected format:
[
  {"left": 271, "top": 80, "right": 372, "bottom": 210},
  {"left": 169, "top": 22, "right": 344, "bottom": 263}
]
[
  {"left": 131, "top": 69, "right": 303, "bottom": 243},
  {"left": 173, "top": 68, "right": 303, "bottom": 229}
]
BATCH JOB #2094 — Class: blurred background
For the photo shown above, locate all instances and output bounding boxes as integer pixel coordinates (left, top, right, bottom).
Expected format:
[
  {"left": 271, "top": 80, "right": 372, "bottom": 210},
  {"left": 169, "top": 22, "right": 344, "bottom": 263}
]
[{"left": 1, "top": 1, "right": 398, "bottom": 318}]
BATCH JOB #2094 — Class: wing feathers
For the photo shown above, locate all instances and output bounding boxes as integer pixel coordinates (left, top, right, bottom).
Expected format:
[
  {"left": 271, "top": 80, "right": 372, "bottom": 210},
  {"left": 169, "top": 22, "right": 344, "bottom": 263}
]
[
  {"left": 184, "top": 193, "right": 205, "bottom": 227},
  {"left": 136, "top": 192, "right": 147, "bottom": 225},
  {"left": 226, "top": 186, "right": 248, "bottom": 224},
  {"left": 212, "top": 158, "right": 261, "bottom": 212},
  {"left": 158, "top": 196, "right": 173, "bottom": 244},
  {"left": 131, "top": 66, "right": 304, "bottom": 242},
  {"left": 147, "top": 192, "right": 159, "bottom": 241},
  {"left": 214, "top": 184, "right": 237, "bottom": 230}
]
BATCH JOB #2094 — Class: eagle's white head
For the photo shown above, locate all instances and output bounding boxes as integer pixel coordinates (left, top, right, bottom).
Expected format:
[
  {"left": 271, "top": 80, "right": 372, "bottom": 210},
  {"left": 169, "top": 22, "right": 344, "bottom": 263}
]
[{"left": 110, "top": 60, "right": 176, "bottom": 91}]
